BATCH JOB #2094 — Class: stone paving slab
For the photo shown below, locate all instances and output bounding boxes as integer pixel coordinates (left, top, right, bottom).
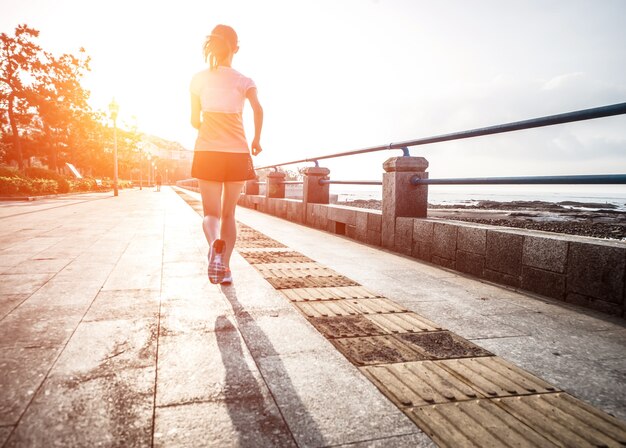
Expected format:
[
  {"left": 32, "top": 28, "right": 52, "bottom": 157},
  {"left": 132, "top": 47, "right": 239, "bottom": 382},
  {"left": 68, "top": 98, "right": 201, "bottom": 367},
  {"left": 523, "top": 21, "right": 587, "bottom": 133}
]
[
  {"left": 1, "top": 188, "right": 436, "bottom": 446},
  {"left": 155, "top": 326, "right": 269, "bottom": 406},
  {"left": 233, "top": 202, "right": 626, "bottom": 423},
  {"left": 0, "top": 294, "right": 28, "bottom": 320},
  {"left": 5, "top": 366, "right": 155, "bottom": 448},
  {"left": 2, "top": 187, "right": 626, "bottom": 446},
  {"left": 0, "top": 346, "right": 62, "bottom": 426},
  {"left": 153, "top": 398, "right": 296, "bottom": 448},
  {"left": 256, "top": 351, "right": 420, "bottom": 447}
]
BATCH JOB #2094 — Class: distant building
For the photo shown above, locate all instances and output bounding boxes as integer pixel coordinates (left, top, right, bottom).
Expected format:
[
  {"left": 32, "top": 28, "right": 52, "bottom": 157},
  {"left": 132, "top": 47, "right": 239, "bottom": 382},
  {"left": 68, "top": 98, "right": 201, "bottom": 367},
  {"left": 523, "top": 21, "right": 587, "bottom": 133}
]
[{"left": 138, "top": 135, "right": 193, "bottom": 183}]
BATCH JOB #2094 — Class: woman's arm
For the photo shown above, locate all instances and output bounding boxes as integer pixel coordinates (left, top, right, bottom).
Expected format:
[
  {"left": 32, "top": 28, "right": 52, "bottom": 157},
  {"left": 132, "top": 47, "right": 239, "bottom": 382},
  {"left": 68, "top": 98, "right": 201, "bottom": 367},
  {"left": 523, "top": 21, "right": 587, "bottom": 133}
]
[
  {"left": 246, "top": 87, "right": 263, "bottom": 156},
  {"left": 190, "top": 93, "right": 201, "bottom": 130}
]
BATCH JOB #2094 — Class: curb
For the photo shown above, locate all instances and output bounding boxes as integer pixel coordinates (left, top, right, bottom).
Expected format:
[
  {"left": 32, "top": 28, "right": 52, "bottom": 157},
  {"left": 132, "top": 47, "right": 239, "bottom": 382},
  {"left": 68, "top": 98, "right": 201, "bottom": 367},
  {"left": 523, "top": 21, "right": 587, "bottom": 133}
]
[{"left": 0, "top": 190, "right": 115, "bottom": 202}]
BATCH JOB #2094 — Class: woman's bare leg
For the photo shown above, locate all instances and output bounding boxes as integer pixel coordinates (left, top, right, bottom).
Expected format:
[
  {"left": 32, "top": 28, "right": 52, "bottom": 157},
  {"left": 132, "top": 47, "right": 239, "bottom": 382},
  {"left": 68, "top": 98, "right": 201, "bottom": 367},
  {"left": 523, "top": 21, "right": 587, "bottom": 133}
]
[
  {"left": 220, "top": 181, "right": 245, "bottom": 268},
  {"left": 198, "top": 180, "right": 222, "bottom": 249}
]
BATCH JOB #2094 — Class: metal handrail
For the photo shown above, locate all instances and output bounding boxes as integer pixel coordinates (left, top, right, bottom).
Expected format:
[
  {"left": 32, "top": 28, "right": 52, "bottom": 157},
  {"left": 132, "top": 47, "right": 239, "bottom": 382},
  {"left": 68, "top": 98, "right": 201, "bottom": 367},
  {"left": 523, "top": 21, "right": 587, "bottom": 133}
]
[
  {"left": 253, "top": 181, "right": 303, "bottom": 185},
  {"left": 319, "top": 180, "right": 383, "bottom": 186},
  {"left": 411, "top": 174, "right": 626, "bottom": 185},
  {"left": 255, "top": 102, "right": 626, "bottom": 170},
  {"left": 254, "top": 174, "right": 626, "bottom": 187}
]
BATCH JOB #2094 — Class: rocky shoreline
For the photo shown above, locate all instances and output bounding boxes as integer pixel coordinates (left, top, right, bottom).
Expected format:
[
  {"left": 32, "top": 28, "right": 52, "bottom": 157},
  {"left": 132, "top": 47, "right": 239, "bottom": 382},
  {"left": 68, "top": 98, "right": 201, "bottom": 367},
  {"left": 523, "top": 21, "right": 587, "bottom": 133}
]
[{"left": 334, "top": 199, "right": 626, "bottom": 241}]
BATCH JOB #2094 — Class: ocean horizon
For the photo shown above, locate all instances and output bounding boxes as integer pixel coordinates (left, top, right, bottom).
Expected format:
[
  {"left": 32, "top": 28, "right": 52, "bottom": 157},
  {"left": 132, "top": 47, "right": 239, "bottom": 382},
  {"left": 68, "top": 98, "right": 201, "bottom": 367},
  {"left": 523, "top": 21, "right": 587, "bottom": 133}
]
[
  {"left": 273, "top": 184, "right": 626, "bottom": 211},
  {"left": 330, "top": 184, "right": 626, "bottom": 211}
]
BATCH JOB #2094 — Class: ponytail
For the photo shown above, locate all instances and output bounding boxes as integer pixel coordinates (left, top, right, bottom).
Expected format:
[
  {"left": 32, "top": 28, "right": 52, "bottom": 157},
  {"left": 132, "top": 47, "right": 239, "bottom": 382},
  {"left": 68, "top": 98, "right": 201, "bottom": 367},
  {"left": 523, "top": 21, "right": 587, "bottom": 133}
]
[{"left": 203, "top": 25, "right": 238, "bottom": 70}]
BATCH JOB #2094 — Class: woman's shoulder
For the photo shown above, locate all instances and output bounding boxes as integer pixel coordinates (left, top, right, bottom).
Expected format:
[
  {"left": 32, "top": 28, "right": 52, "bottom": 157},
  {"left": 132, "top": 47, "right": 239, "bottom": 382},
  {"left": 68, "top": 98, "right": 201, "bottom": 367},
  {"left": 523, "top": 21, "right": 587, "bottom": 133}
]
[
  {"left": 191, "top": 67, "right": 251, "bottom": 80},
  {"left": 228, "top": 68, "right": 256, "bottom": 90},
  {"left": 224, "top": 67, "right": 253, "bottom": 81},
  {"left": 191, "top": 68, "right": 211, "bottom": 80},
  {"left": 190, "top": 67, "right": 255, "bottom": 93}
]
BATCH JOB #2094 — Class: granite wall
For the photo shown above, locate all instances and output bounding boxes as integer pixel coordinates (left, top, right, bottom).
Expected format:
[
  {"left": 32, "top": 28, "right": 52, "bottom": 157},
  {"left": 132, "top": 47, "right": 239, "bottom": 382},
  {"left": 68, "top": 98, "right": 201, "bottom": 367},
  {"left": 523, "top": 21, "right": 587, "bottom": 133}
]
[{"left": 236, "top": 193, "right": 626, "bottom": 317}]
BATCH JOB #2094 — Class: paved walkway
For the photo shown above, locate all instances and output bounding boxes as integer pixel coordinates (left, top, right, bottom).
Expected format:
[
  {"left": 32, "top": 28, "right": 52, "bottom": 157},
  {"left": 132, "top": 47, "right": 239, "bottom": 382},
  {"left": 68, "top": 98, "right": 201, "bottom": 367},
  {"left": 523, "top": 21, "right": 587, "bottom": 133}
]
[{"left": 0, "top": 187, "right": 624, "bottom": 447}]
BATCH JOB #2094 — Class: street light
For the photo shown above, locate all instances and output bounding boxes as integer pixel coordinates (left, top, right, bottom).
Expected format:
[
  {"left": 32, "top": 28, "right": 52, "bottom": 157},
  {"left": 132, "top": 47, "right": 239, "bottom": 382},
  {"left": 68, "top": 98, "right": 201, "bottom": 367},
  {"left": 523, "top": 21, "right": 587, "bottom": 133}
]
[
  {"left": 138, "top": 146, "right": 143, "bottom": 190},
  {"left": 147, "top": 154, "right": 152, "bottom": 186},
  {"left": 108, "top": 98, "right": 120, "bottom": 197}
]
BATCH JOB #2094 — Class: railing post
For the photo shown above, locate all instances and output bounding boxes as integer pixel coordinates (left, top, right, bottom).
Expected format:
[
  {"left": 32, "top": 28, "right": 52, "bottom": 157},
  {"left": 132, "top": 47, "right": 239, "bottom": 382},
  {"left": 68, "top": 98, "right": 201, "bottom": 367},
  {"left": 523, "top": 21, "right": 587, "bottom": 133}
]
[
  {"left": 303, "top": 167, "right": 331, "bottom": 204},
  {"left": 266, "top": 171, "right": 286, "bottom": 198},
  {"left": 245, "top": 177, "right": 259, "bottom": 195},
  {"left": 382, "top": 156, "right": 429, "bottom": 249}
]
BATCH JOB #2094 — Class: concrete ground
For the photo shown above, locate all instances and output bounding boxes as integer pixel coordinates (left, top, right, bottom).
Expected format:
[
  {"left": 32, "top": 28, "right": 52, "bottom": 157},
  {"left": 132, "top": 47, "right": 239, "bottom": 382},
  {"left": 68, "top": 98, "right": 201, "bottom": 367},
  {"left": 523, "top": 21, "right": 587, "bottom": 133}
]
[{"left": 0, "top": 187, "right": 624, "bottom": 447}]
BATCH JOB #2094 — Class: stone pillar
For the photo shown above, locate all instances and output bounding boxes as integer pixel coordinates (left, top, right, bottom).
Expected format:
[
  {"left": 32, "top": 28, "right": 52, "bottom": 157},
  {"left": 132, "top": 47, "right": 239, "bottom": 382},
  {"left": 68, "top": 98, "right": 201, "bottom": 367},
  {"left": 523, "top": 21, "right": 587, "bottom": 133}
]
[
  {"left": 381, "top": 156, "right": 429, "bottom": 249},
  {"left": 245, "top": 177, "right": 259, "bottom": 195},
  {"left": 303, "top": 167, "right": 331, "bottom": 205},
  {"left": 266, "top": 171, "right": 286, "bottom": 198}
]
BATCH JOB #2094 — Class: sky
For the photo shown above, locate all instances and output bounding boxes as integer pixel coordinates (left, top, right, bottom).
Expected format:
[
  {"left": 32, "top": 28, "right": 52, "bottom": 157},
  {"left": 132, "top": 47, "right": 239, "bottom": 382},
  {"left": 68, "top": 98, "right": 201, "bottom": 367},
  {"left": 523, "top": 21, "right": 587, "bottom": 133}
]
[{"left": 1, "top": 0, "right": 626, "bottom": 183}]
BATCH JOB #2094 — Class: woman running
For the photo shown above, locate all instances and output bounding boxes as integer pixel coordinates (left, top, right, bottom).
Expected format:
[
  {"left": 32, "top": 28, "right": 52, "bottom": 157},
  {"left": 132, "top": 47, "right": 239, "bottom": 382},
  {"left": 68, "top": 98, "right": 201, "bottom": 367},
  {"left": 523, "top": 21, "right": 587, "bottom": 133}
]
[{"left": 190, "top": 24, "right": 263, "bottom": 284}]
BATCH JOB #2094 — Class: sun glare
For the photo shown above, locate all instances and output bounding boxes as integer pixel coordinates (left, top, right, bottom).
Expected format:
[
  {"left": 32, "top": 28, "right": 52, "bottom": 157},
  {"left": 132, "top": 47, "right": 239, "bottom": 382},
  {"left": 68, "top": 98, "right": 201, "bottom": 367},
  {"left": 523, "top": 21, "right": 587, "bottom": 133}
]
[{"left": 1, "top": 0, "right": 625, "bottom": 180}]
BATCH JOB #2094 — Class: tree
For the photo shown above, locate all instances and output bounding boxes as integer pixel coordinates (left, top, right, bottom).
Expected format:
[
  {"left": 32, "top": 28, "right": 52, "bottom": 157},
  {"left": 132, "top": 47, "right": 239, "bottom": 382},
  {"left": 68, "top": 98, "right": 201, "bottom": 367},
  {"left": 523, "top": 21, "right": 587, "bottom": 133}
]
[
  {"left": 65, "top": 109, "right": 107, "bottom": 176},
  {"left": 115, "top": 121, "right": 142, "bottom": 179},
  {"left": 0, "top": 25, "right": 44, "bottom": 169},
  {"left": 1, "top": 25, "right": 94, "bottom": 172},
  {"left": 35, "top": 48, "right": 91, "bottom": 171}
]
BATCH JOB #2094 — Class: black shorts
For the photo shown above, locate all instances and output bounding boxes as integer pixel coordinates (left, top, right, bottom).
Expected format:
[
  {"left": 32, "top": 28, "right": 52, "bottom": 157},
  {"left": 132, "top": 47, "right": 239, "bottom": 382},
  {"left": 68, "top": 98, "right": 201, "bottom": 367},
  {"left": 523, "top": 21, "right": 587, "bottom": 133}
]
[{"left": 191, "top": 151, "right": 256, "bottom": 182}]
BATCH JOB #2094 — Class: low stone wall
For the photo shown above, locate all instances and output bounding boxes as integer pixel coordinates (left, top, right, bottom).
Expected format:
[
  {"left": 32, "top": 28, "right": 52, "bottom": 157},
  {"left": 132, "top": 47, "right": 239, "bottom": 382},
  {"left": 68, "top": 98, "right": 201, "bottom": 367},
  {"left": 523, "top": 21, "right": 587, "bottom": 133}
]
[
  {"left": 240, "top": 195, "right": 305, "bottom": 225},
  {"left": 237, "top": 194, "right": 626, "bottom": 317},
  {"left": 405, "top": 218, "right": 625, "bottom": 316},
  {"left": 175, "top": 179, "right": 199, "bottom": 193}
]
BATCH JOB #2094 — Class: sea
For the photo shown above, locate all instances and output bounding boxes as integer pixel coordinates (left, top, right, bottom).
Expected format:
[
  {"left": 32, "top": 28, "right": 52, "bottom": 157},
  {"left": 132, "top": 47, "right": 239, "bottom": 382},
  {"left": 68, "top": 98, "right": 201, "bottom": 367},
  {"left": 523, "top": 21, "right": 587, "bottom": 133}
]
[{"left": 328, "top": 185, "right": 626, "bottom": 212}]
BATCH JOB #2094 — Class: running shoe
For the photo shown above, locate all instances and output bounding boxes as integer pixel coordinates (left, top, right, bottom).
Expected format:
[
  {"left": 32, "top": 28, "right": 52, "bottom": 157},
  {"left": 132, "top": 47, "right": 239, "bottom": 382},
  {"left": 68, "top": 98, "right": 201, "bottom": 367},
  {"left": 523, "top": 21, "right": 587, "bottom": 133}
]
[
  {"left": 208, "top": 239, "right": 227, "bottom": 284},
  {"left": 220, "top": 269, "right": 233, "bottom": 285}
]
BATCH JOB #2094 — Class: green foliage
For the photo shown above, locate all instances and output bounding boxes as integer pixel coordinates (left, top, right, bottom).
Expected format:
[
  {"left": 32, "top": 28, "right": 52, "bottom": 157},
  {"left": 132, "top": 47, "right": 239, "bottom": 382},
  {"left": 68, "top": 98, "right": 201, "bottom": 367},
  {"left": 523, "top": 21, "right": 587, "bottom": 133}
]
[
  {"left": 1, "top": 24, "right": 92, "bottom": 171},
  {"left": 69, "top": 178, "right": 97, "bottom": 191},
  {"left": 1, "top": 25, "right": 185, "bottom": 181},
  {"left": 0, "top": 176, "right": 25, "bottom": 194},
  {"left": 30, "top": 178, "right": 58, "bottom": 193},
  {"left": 23, "top": 166, "right": 56, "bottom": 178},
  {"left": 0, "top": 166, "right": 24, "bottom": 178},
  {"left": 0, "top": 170, "right": 136, "bottom": 195},
  {"left": 23, "top": 166, "right": 69, "bottom": 192},
  {"left": 0, "top": 25, "right": 45, "bottom": 168},
  {"left": 0, "top": 176, "right": 56, "bottom": 194}
]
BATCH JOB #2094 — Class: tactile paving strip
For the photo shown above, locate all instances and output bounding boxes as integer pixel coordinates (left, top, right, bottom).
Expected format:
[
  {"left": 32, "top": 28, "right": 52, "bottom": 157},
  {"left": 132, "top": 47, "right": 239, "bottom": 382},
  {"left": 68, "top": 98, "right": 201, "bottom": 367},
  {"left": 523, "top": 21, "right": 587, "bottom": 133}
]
[
  {"left": 236, "top": 238, "right": 287, "bottom": 249},
  {"left": 344, "top": 298, "right": 408, "bottom": 314},
  {"left": 361, "top": 361, "right": 481, "bottom": 407},
  {"left": 267, "top": 276, "right": 360, "bottom": 290},
  {"left": 280, "top": 286, "right": 383, "bottom": 302},
  {"left": 256, "top": 265, "right": 341, "bottom": 278},
  {"left": 294, "top": 301, "right": 360, "bottom": 317},
  {"left": 332, "top": 335, "right": 431, "bottom": 366},
  {"left": 396, "top": 331, "right": 492, "bottom": 360},
  {"left": 495, "top": 393, "right": 626, "bottom": 447},
  {"left": 364, "top": 313, "right": 443, "bottom": 333},
  {"left": 172, "top": 189, "right": 626, "bottom": 448},
  {"left": 408, "top": 398, "right": 557, "bottom": 448},
  {"left": 410, "top": 393, "right": 626, "bottom": 448},
  {"left": 237, "top": 250, "right": 314, "bottom": 264},
  {"left": 309, "top": 315, "right": 387, "bottom": 338},
  {"left": 361, "top": 357, "right": 559, "bottom": 408},
  {"left": 438, "top": 357, "right": 558, "bottom": 397}
]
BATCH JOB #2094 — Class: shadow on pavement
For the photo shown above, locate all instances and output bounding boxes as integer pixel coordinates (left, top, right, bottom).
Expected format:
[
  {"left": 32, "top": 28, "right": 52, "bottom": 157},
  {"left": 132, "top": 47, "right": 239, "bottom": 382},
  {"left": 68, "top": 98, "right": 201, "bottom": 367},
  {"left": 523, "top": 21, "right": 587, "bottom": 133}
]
[{"left": 218, "top": 284, "right": 325, "bottom": 447}]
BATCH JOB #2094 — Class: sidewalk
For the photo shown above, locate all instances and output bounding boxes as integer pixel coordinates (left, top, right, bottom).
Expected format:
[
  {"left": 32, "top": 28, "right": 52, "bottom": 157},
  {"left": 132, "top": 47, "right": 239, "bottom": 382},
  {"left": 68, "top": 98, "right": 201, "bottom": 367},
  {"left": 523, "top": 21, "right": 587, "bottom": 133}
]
[{"left": 0, "top": 187, "right": 624, "bottom": 447}]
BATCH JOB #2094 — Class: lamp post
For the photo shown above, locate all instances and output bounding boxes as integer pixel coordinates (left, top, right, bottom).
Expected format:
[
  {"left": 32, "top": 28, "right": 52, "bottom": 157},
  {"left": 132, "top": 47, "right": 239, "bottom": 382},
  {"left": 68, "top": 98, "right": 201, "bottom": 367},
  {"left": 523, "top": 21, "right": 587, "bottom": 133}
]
[
  {"left": 147, "top": 154, "right": 152, "bottom": 186},
  {"left": 138, "top": 146, "right": 143, "bottom": 190},
  {"left": 108, "top": 98, "right": 120, "bottom": 197}
]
